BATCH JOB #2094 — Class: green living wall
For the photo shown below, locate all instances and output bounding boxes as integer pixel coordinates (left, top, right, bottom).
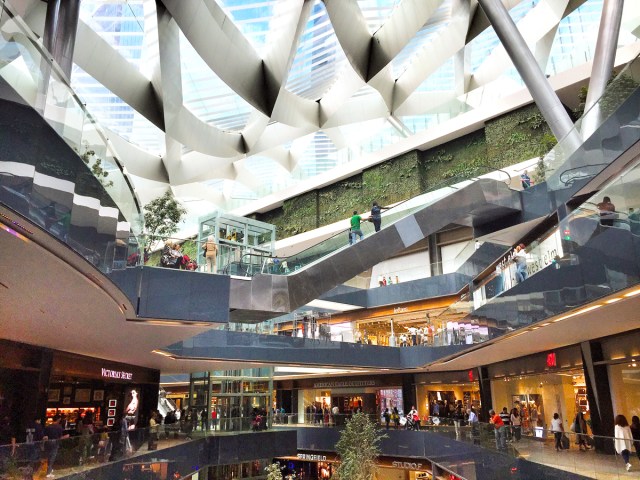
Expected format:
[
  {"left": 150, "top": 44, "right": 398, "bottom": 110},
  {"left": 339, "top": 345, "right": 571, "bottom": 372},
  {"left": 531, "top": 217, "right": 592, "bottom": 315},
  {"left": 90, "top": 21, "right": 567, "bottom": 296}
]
[{"left": 257, "top": 104, "right": 553, "bottom": 240}]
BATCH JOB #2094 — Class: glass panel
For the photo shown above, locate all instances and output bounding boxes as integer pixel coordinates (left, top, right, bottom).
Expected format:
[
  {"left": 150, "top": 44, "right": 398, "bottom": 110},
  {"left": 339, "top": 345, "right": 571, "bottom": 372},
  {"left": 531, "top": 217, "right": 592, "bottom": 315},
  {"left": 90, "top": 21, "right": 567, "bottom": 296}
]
[{"left": 0, "top": 1, "right": 143, "bottom": 273}]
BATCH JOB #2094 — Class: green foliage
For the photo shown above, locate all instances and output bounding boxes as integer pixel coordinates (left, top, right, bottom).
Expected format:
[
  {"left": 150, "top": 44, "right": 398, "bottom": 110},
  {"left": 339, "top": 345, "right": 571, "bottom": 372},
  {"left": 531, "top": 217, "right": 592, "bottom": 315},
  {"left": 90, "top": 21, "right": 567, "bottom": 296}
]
[
  {"left": 531, "top": 156, "right": 547, "bottom": 185},
  {"left": 423, "top": 130, "right": 487, "bottom": 186},
  {"left": 264, "top": 462, "right": 296, "bottom": 480},
  {"left": 81, "top": 149, "right": 114, "bottom": 188},
  {"left": 485, "top": 103, "right": 554, "bottom": 168},
  {"left": 143, "top": 191, "right": 187, "bottom": 250},
  {"left": 334, "top": 412, "right": 386, "bottom": 480}
]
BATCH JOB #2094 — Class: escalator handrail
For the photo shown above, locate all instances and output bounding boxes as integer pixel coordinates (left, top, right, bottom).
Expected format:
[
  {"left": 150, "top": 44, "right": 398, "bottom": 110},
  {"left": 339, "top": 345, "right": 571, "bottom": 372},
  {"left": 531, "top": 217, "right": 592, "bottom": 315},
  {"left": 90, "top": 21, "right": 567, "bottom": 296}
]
[{"left": 274, "top": 165, "right": 513, "bottom": 268}]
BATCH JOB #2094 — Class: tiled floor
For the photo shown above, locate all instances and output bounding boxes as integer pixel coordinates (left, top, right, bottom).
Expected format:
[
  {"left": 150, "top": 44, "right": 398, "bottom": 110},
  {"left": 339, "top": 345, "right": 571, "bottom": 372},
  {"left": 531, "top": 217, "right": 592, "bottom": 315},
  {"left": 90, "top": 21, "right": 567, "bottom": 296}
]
[{"left": 513, "top": 439, "right": 640, "bottom": 479}]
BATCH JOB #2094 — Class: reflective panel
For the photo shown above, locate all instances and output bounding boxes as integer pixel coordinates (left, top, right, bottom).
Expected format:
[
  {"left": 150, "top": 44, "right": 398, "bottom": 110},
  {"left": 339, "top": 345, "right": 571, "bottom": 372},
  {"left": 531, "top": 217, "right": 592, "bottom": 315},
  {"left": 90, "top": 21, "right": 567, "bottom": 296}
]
[
  {"left": 217, "top": 0, "right": 278, "bottom": 57},
  {"left": 356, "top": 0, "right": 401, "bottom": 34}
]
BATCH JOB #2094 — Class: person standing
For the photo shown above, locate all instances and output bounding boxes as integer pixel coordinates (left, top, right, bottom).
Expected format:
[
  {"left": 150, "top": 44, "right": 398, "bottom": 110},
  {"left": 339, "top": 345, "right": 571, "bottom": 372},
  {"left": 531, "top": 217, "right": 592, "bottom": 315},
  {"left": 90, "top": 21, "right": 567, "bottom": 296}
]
[
  {"left": 513, "top": 244, "right": 528, "bottom": 283},
  {"left": 597, "top": 196, "right": 616, "bottom": 226},
  {"left": 520, "top": 170, "right": 531, "bottom": 189},
  {"left": 383, "top": 408, "right": 390, "bottom": 430},
  {"left": 369, "top": 201, "right": 388, "bottom": 232},
  {"left": 453, "top": 401, "right": 464, "bottom": 438},
  {"left": 203, "top": 235, "right": 218, "bottom": 273},
  {"left": 510, "top": 408, "right": 522, "bottom": 442},
  {"left": 489, "top": 409, "right": 506, "bottom": 450},
  {"left": 44, "top": 415, "right": 68, "bottom": 478},
  {"left": 468, "top": 407, "right": 480, "bottom": 444},
  {"left": 614, "top": 414, "right": 633, "bottom": 472},
  {"left": 349, "top": 211, "right": 364, "bottom": 245},
  {"left": 573, "top": 411, "right": 589, "bottom": 451},
  {"left": 551, "top": 413, "right": 564, "bottom": 452},
  {"left": 407, "top": 326, "right": 418, "bottom": 346},
  {"left": 148, "top": 412, "right": 159, "bottom": 450},
  {"left": 630, "top": 416, "right": 640, "bottom": 462},
  {"left": 500, "top": 407, "right": 512, "bottom": 442}
]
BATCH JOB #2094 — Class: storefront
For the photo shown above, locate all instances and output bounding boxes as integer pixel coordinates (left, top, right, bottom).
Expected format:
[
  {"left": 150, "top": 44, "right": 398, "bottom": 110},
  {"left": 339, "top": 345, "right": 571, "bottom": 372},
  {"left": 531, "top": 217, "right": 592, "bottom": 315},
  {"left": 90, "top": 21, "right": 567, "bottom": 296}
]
[
  {"left": 276, "top": 453, "right": 449, "bottom": 479},
  {"left": 279, "top": 374, "right": 409, "bottom": 424},
  {"left": 0, "top": 340, "right": 159, "bottom": 440},
  {"left": 600, "top": 329, "right": 640, "bottom": 423},
  {"left": 46, "top": 351, "right": 160, "bottom": 431},
  {"left": 488, "top": 346, "right": 587, "bottom": 435},
  {"left": 415, "top": 371, "right": 480, "bottom": 422}
]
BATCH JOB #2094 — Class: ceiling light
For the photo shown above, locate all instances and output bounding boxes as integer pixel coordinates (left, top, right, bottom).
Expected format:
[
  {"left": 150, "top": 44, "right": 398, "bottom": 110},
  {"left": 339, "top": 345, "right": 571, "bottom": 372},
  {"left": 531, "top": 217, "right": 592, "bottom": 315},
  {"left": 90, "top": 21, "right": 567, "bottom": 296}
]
[
  {"left": 604, "top": 298, "right": 622, "bottom": 304},
  {"left": 623, "top": 289, "right": 640, "bottom": 297},
  {"left": 152, "top": 349, "right": 174, "bottom": 357}
]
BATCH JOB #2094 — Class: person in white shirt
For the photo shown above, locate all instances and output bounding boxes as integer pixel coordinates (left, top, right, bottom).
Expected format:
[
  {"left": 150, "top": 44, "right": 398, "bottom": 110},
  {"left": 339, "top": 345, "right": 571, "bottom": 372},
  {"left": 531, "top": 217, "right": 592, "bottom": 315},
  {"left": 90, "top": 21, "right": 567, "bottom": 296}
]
[
  {"left": 407, "top": 327, "right": 418, "bottom": 346},
  {"left": 550, "top": 413, "right": 564, "bottom": 451},
  {"left": 615, "top": 414, "right": 634, "bottom": 471},
  {"left": 468, "top": 407, "right": 479, "bottom": 444}
]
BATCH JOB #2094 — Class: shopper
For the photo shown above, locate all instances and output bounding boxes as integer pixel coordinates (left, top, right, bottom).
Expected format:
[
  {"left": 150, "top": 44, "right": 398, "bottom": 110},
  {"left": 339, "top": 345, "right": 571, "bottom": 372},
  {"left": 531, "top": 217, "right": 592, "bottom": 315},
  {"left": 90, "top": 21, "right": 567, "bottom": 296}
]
[
  {"left": 500, "top": 407, "right": 512, "bottom": 442},
  {"left": 631, "top": 416, "right": 640, "bottom": 462},
  {"left": 614, "top": 414, "right": 633, "bottom": 472},
  {"left": 453, "top": 401, "right": 464, "bottom": 438},
  {"left": 203, "top": 235, "right": 218, "bottom": 273},
  {"left": 148, "top": 412, "right": 159, "bottom": 450},
  {"left": 369, "top": 201, "right": 388, "bottom": 232},
  {"left": 573, "top": 411, "right": 589, "bottom": 451},
  {"left": 468, "top": 407, "right": 480, "bottom": 444},
  {"left": 349, "top": 211, "right": 364, "bottom": 244},
  {"left": 510, "top": 408, "right": 522, "bottom": 442},
  {"left": 513, "top": 243, "right": 528, "bottom": 283},
  {"left": 383, "top": 408, "right": 390, "bottom": 430},
  {"left": 44, "top": 415, "right": 68, "bottom": 478},
  {"left": 551, "top": 413, "right": 564, "bottom": 451},
  {"left": 489, "top": 409, "right": 506, "bottom": 450},
  {"left": 520, "top": 170, "right": 531, "bottom": 189},
  {"left": 597, "top": 196, "right": 616, "bottom": 226}
]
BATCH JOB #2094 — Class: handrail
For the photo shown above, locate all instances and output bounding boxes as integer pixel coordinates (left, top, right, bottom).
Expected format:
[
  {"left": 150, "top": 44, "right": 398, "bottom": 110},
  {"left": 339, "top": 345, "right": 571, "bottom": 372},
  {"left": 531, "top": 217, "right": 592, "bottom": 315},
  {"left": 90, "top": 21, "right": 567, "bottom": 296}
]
[{"left": 559, "top": 162, "right": 611, "bottom": 186}]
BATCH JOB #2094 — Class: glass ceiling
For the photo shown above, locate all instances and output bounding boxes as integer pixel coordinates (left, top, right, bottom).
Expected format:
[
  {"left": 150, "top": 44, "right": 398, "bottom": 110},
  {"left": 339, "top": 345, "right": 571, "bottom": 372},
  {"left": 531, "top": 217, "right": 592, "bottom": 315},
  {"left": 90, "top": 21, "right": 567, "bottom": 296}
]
[{"left": 65, "top": 0, "right": 640, "bottom": 218}]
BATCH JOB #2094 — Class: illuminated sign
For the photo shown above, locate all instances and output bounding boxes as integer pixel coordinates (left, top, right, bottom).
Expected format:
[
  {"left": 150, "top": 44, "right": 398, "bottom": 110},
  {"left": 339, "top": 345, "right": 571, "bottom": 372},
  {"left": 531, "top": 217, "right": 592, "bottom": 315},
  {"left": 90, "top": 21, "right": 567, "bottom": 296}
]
[
  {"left": 101, "top": 368, "right": 133, "bottom": 381},
  {"left": 546, "top": 352, "right": 557, "bottom": 368},
  {"left": 298, "top": 454, "right": 327, "bottom": 461},
  {"left": 313, "top": 380, "right": 375, "bottom": 388},
  {"left": 468, "top": 370, "right": 474, "bottom": 382},
  {"left": 392, "top": 461, "right": 424, "bottom": 470},
  {"left": 393, "top": 307, "right": 409, "bottom": 313}
]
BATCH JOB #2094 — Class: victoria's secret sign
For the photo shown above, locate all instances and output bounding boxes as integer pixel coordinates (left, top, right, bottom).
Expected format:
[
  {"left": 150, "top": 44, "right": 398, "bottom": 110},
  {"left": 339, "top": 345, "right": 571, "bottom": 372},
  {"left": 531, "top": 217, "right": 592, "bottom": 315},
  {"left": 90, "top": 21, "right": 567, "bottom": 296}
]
[{"left": 101, "top": 368, "right": 133, "bottom": 381}]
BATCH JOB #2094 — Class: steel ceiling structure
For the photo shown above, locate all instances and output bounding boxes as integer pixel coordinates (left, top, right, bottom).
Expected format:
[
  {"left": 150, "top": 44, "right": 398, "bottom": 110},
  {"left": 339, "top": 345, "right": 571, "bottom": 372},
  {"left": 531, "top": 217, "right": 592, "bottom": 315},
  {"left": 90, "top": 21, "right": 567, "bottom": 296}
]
[{"left": 21, "top": 0, "right": 640, "bottom": 219}]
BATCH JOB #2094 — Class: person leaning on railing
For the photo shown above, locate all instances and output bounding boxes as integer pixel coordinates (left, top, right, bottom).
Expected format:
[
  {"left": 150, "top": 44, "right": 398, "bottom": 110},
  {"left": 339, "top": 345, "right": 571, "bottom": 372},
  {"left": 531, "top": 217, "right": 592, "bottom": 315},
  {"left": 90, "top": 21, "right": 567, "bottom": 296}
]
[{"left": 203, "top": 235, "right": 218, "bottom": 274}]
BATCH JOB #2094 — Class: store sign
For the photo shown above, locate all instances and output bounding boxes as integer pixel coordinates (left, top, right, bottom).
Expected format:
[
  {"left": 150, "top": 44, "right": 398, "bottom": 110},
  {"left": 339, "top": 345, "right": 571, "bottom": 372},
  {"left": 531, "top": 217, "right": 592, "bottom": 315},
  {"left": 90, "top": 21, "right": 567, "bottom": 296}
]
[
  {"left": 546, "top": 352, "right": 557, "bottom": 368},
  {"left": 393, "top": 307, "right": 409, "bottom": 314},
  {"left": 468, "top": 370, "right": 474, "bottom": 382},
  {"left": 101, "top": 368, "right": 133, "bottom": 381},
  {"left": 392, "top": 461, "right": 424, "bottom": 470},
  {"left": 313, "top": 380, "right": 375, "bottom": 388},
  {"left": 298, "top": 454, "right": 327, "bottom": 461}
]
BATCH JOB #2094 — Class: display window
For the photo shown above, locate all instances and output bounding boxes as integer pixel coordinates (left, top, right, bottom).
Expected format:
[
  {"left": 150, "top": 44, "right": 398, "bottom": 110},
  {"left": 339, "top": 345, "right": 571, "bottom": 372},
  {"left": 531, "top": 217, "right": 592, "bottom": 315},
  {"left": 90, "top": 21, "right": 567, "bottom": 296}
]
[
  {"left": 491, "top": 369, "right": 588, "bottom": 435},
  {"left": 609, "top": 361, "right": 640, "bottom": 421},
  {"left": 416, "top": 382, "right": 480, "bottom": 421}
]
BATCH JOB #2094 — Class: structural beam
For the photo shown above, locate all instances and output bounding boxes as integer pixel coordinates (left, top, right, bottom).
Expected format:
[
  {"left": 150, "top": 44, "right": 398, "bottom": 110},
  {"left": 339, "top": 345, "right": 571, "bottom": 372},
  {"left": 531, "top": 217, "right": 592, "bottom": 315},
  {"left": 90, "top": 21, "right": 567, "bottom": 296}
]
[
  {"left": 584, "top": 0, "right": 624, "bottom": 111},
  {"left": 477, "top": 0, "right": 576, "bottom": 146}
]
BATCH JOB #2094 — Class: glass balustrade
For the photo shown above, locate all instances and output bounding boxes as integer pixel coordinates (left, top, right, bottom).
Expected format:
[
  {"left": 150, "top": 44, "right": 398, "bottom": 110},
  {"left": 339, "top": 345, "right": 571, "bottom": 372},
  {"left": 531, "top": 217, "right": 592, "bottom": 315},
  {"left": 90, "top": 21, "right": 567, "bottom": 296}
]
[
  {"left": 0, "top": 0, "right": 142, "bottom": 273},
  {"left": 0, "top": 419, "right": 294, "bottom": 480}
]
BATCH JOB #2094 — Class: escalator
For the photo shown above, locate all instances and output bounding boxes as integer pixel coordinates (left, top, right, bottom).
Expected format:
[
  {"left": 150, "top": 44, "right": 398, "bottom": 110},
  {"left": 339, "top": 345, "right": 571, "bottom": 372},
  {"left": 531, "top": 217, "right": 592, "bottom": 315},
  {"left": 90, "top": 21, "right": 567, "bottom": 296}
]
[{"left": 229, "top": 53, "right": 640, "bottom": 322}]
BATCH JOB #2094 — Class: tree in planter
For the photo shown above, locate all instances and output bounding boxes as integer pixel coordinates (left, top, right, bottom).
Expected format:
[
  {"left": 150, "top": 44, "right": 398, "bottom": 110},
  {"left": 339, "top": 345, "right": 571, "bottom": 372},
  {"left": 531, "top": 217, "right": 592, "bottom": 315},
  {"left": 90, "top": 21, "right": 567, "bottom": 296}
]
[
  {"left": 265, "top": 462, "right": 296, "bottom": 480},
  {"left": 334, "top": 412, "right": 386, "bottom": 480},
  {"left": 142, "top": 190, "right": 187, "bottom": 257}
]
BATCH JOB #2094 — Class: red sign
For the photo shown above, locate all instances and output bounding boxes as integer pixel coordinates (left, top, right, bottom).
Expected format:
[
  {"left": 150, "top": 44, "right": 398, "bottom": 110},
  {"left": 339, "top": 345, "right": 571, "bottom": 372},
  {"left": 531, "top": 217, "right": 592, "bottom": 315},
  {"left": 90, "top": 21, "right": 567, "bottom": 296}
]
[
  {"left": 468, "top": 369, "right": 474, "bottom": 382},
  {"left": 546, "top": 352, "right": 557, "bottom": 368}
]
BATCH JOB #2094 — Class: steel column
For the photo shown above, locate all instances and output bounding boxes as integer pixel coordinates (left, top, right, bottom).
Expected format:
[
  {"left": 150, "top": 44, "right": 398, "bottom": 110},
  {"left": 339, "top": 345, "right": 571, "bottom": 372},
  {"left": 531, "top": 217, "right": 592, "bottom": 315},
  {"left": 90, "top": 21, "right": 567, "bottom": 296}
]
[
  {"left": 477, "top": 0, "right": 575, "bottom": 143},
  {"left": 43, "top": 0, "right": 81, "bottom": 79},
  {"left": 584, "top": 0, "right": 624, "bottom": 111}
]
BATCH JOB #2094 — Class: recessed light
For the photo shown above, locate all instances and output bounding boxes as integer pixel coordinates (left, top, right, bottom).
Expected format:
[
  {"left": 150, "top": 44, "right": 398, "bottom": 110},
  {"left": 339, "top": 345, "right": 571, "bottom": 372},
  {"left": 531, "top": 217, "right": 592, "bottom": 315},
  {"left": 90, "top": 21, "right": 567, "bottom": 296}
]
[
  {"left": 623, "top": 289, "right": 640, "bottom": 297},
  {"left": 605, "top": 298, "right": 622, "bottom": 304}
]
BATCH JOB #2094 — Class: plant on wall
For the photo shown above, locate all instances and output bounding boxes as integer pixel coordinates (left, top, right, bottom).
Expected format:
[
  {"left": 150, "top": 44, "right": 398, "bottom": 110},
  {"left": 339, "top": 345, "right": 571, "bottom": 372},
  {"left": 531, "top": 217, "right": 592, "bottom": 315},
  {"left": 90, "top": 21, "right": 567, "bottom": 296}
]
[
  {"left": 333, "top": 412, "right": 386, "bottom": 480},
  {"left": 142, "top": 190, "right": 187, "bottom": 254}
]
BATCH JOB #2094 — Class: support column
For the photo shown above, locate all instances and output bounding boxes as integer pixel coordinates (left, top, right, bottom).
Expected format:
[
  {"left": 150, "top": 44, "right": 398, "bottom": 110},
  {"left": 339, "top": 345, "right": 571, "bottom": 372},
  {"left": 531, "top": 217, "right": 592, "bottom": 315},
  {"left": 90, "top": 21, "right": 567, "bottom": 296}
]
[
  {"left": 584, "top": 0, "right": 624, "bottom": 111},
  {"left": 476, "top": 366, "right": 492, "bottom": 422},
  {"left": 43, "top": 0, "right": 81, "bottom": 80},
  {"left": 581, "top": 340, "right": 615, "bottom": 454},
  {"left": 477, "top": 0, "right": 577, "bottom": 146}
]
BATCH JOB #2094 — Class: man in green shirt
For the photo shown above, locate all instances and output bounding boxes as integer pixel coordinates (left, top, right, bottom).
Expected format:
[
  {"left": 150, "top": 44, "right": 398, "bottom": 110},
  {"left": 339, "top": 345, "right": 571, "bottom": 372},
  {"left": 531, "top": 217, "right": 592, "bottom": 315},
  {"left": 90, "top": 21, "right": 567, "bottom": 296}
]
[{"left": 350, "top": 211, "right": 363, "bottom": 245}]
